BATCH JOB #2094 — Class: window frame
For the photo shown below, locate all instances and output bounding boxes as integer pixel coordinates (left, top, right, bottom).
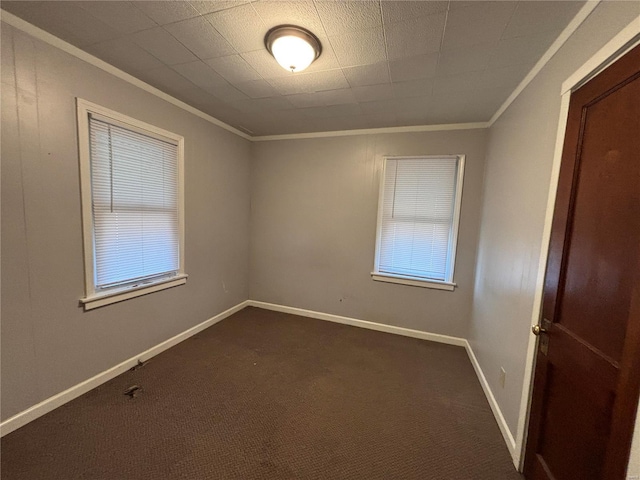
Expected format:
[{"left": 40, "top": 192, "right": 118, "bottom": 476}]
[
  {"left": 77, "top": 98, "right": 186, "bottom": 310},
  {"left": 371, "top": 154, "right": 466, "bottom": 291}
]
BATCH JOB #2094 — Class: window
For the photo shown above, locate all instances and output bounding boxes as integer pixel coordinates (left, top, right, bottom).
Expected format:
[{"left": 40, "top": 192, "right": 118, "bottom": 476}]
[
  {"left": 77, "top": 99, "right": 186, "bottom": 310},
  {"left": 372, "top": 155, "right": 465, "bottom": 291}
]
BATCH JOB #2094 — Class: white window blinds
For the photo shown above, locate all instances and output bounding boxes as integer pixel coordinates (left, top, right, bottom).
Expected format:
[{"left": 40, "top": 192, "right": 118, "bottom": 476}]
[
  {"left": 376, "top": 156, "right": 462, "bottom": 283},
  {"left": 89, "top": 115, "right": 180, "bottom": 290}
]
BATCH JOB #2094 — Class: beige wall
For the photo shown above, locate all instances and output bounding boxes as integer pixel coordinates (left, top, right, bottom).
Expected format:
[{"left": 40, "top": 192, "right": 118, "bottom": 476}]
[
  {"left": 250, "top": 130, "right": 487, "bottom": 337},
  {"left": 468, "top": 0, "right": 640, "bottom": 466},
  {"left": 1, "top": 23, "right": 251, "bottom": 420}
]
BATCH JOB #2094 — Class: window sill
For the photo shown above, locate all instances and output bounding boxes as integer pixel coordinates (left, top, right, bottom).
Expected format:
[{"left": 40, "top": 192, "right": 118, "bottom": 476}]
[
  {"left": 371, "top": 272, "right": 456, "bottom": 291},
  {"left": 80, "top": 274, "right": 188, "bottom": 310}
]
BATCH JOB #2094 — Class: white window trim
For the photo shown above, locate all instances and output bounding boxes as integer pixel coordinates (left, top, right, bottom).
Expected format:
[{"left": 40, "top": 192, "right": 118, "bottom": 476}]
[
  {"left": 77, "top": 98, "right": 186, "bottom": 310},
  {"left": 371, "top": 154, "right": 465, "bottom": 291}
]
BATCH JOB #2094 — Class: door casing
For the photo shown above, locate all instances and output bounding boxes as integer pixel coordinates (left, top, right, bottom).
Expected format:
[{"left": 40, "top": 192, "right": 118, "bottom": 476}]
[{"left": 513, "top": 30, "right": 640, "bottom": 470}]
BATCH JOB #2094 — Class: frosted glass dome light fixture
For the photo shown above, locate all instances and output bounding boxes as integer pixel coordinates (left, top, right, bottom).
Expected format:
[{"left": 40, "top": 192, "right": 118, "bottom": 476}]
[{"left": 265, "top": 25, "right": 322, "bottom": 73}]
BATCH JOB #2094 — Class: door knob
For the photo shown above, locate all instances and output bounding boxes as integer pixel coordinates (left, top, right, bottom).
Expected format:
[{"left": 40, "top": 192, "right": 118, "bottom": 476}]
[{"left": 532, "top": 325, "right": 547, "bottom": 336}]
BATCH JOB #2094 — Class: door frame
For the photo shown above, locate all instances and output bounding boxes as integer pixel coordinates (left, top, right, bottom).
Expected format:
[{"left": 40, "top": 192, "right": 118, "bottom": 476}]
[{"left": 513, "top": 20, "right": 640, "bottom": 471}]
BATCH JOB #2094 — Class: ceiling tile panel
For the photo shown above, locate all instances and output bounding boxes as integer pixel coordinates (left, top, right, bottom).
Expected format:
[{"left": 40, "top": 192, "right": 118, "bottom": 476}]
[
  {"left": 462, "top": 87, "right": 512, "bottom": 121},
  {"left": 329, "top": 27, "right": 387, "bottom": 67},
  {"left": 389, "top": 53, "right": 438, "bottom": 82},
  {"left": 78, "top": 1, "right": 158, "bottom": 34},
  {"left": 381, "top": 1, "right": 448, "bottom": 24},
  {"left": 433, "top": 88, "right": 471, "bottom": 106},
  {"left": 361, "top": 112, "right": 398, "bottom": 128},
  {"left": 136, "top": 66, "right": 198, "bottom": 95},
  {"left": 3, "top": 1, "right": 119, "bottom": 47},
  {"left": 342, "top": 62, "right": 390, "bottom": 87},
  {"left": 164, "top": 16, "right": 236, "bottom": 60},
  {"left": 130, "top": 27, "right": 199, "bottom": 65},
  {"left": 488, "top": 32, "right": 556, "bottom": 68},
  {"left": 286, "top": 89, "right": 357, "bottom": 108},
  {"left": 241, "top": 49, "right": 294, "bottom": 79},
  {"left": 267, "top": 70, "right": 349, "bottom": 95},
  {"left": 300, "top": 103, "right": 363, "bottom": 119},
  {"left": 175, "top": 86, "right": 222, "bottom": 106},
  {"left": 235, "top": 79, "right": 280, "bottom": 98},
  {"left": 253, "top": 0, "right": 325, "bottom": 33},
  {"left": 441, "top": 1, "right": 517, "bottom": 51},
  {"left": 205, "top": 4, "right": 266, "bottom": 53},
  {"left": 395, "top": 111, "right": 432, "bottom": 126},
  {"left": 2, "top": 0, "right": 585, "bottom": 135},
  {"left": 315, "top": 88, "right": 359, "bottom": 106},
  {"left": 502, "top": 1, "right": 585, "bottom": 39},
  {"left": 231, "top": 96, "right": 296, "bottom": 113},
  {"left": 85, "top": 38, "right": 164, "bottom": 72},
  {"left": 384, "top": 12, "right": 446, "bottom": 60},
  {"left": 432, "top": 73, "right": 480, "bottom": 96},
  {"left": 172, "top": 61, "right": 228, "bottom": 88},
  {"left": 298, "top": 38, "right": 342, "bottom": 74},
  {"left": 467, "top": 86, "right": 512, "bottom": 110},
  {"left": 132, "top": 1, "right": 200, "bottom": 25},
  {"left": 202, "top": 83, "right": 250, "bottom": 102},
  {"left": 394, "top": 94, "right": 436, "bottom": 112},
  {"left": 352, "top": 83, "right": 394, "bottom": 103},
  {"left": 311, "top": 115, "right": 369, "bottom": 132},
  {"left": 206, "top": 54, "right": 262, "bottom": 83},
  {"left": 359, "top": 98, "right": 400, "bottom": 115},
  {"left": 258, "top": 108, "right": 308, "bottom": 122},
  {"left": 314, "top": 0, "right": 382, "bottom": 36},
  {"left": 436, "top": 43, "right": 493, "bottom": 77},
  {"left": 246, "top": 120, "right": 292, "bottom": 135},
  {"left": 420, "top": 106, "right": 469, "bottom": 125},
  {"left": 189, "top": 0, "right": 250, "bottom": 16},
  {"left": 391, "top": 78, "right": 434, "bottom": 99},
  {"left": 187, "top": 93, "right": 232, "bottom": 113},
  {"left": 474, "top": 63, "right": 532, "bottom": 91},
  {"left": 281, "top": 93, "right": 325, "bottom": 108}
]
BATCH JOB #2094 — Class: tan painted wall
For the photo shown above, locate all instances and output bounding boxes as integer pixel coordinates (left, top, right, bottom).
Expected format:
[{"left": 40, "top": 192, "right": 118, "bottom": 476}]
[
  {"left": 468, "top": 1, "right": 640, "bottom": 467},
  {"left": 1, "top": 23, "right": 251, "bottom": 420},
  {"left": 250, "top": 130, "right": 487, "bottom": 338}
]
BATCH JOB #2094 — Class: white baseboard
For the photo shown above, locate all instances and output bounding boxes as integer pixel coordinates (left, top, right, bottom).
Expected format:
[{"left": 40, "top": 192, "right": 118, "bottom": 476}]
[
  {"left": 0, "top": 300, "right": 250, "bottom": 437},
  {"left": 247, "top": 300, "right": 467, "bottom": 347},
  {"left": 464, "top": 340, "right": 518, "bottom": 467}
]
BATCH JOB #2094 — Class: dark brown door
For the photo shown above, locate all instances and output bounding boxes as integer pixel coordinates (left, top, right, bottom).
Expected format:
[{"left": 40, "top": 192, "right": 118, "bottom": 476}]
[{"left": 524, "top": 44, "right": 640, "bottom": 480}]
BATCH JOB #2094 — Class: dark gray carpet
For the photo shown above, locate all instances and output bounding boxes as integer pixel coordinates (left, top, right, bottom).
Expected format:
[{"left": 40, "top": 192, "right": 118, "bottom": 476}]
[{"left": 1, "top": 307, "right": 522, "bottom": 479}]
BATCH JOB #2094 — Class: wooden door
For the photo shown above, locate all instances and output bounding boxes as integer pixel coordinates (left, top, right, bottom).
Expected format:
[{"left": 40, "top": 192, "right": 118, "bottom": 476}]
[{"left": 524, "top": 44, "right": 640, "bottom": 480}]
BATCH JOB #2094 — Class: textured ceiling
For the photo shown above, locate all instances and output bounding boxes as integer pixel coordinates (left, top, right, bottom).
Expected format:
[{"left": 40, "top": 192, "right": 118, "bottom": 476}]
[{"left": 2, "top": 1, "right": 585, "bottom": 136}]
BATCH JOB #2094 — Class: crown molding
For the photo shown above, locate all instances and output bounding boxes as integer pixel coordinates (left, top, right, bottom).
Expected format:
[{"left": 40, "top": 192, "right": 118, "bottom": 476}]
[
  {"left": 561, "top": 15, "right": 640, "bottom": 95},
  {"left": 488, "top": 0, "right": 601, "bottom": 127},
  {"left": 0, "top": 9, "right": 252, "bottom": 141},
  {"left": 251, "top": 122, "right": 490, "bottom": 141}
]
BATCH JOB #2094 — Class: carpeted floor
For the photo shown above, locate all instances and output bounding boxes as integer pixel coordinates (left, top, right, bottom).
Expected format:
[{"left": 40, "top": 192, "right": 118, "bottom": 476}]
[{"left": 1, "top": 307, "right": 523, "bottom": 479}]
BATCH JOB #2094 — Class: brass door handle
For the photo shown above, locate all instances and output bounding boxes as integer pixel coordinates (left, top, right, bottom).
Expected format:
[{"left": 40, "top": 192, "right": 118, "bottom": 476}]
[{"left": 532, "top": 325, "right": 547, "bottom": 336}]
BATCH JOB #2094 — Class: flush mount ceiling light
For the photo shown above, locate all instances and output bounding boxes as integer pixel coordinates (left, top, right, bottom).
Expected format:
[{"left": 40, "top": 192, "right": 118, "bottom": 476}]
[{"left": 265, "top": 25, "right": 322, "bottom": 73}]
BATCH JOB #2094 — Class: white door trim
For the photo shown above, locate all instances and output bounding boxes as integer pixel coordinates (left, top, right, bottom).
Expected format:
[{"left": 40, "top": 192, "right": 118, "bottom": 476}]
[{"left": 514, "top": 19, "right": 640, "bottom": 471}]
